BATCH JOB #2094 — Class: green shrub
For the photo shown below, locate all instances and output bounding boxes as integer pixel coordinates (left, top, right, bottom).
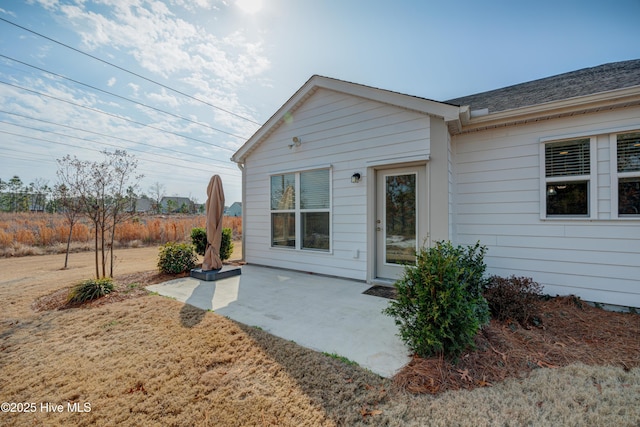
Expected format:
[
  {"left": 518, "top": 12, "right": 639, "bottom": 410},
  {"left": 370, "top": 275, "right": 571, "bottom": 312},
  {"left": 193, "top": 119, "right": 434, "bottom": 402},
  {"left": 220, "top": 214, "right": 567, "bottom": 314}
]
[
  {"left": 383, "top": 241, "right": 490, "bottom": 360},
  {"left": 68, "top": 277, "right": 114, "bottom": 303},
  {"left": 191, "top": 227, "right": 207, "bottom": 256},
  {"left": 221, "top": 228, "right": 233, "bottom": 261},
  {"left": 190, "top": 227, "right": 234, "bottom": 261},
  {"left": 484, "top": 275, "right": 543, "bottom": 326},
  {"left": 157, "top": 242, "right": 197, "bottom": 274}
]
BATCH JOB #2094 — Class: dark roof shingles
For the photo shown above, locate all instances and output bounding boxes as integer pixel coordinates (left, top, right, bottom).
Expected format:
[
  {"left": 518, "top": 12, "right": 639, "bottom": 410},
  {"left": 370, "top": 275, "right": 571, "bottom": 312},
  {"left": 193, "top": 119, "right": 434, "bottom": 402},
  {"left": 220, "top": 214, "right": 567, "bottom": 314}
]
[{"left": 444, "top": 59, "right": 640, "bottom": 113}]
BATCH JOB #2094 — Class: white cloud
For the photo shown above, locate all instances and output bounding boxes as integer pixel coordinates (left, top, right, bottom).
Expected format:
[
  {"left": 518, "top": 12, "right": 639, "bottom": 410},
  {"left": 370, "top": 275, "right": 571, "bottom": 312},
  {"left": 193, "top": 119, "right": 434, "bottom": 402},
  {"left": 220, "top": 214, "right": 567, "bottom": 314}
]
[
  {"left": 0, "top": 7, "right": 17, "bottom": 17},
  {"left": 128, "top": 82, "right": 140, "bottom": 96},
  {"left": 45, "top": 0, "right": 268, "bottom": 132},
  {"left": 145, "top": 87, "right": 179, "bottom": 108},
  {"left": 107, "top": 77, "right": 116, "bottom": 86}
]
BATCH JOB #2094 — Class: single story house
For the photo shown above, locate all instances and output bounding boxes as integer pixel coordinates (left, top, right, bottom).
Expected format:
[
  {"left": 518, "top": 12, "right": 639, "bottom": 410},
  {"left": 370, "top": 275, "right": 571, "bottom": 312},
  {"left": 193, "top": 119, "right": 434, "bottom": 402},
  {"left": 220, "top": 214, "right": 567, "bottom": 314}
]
[
  {"left": 231, "top": 60, "right": 640, "bottom": 309},
  {"left": 225, "top": 201, "right": 243, "bottom": 217},
  {"left": 161, "top": 196, "right": 195, "bottom": 214}
]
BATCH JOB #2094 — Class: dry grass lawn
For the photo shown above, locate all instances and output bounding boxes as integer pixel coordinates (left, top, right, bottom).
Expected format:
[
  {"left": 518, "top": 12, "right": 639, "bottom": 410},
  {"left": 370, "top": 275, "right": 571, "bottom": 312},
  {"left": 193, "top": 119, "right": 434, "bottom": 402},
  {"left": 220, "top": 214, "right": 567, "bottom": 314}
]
[{"left": 1, "top": 246, "right": 639, "bottom": 426}]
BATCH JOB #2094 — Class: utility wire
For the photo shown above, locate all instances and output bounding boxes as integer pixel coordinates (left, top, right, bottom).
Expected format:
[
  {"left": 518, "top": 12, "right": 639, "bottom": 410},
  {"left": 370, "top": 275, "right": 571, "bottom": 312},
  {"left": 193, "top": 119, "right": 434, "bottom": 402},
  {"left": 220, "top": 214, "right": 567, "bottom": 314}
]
[
  {"left": 0, "top": 129, "right": 238, "bottom": 174},
  {"left": 0, "top": 119, "right": 238, "bottom": 171},
  {"left": 0, "top": 17, "right": 262, "bottom": 126},
  {"left": 0, "top": 79, "right": 236, "bottom": 152},
  {"left": 0, "top": 54, "right": 252, "bottom": 141},
  {"left": 0, "top": 109, "right": 234, "bottom": 167}
]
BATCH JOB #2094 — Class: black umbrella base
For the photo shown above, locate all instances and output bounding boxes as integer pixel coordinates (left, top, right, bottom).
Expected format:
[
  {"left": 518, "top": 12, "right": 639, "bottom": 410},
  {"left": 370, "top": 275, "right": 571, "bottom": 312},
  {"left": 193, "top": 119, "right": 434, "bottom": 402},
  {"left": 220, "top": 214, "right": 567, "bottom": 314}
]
[{"left": 190, "top": 265, "right": 242, "bottom": 281}]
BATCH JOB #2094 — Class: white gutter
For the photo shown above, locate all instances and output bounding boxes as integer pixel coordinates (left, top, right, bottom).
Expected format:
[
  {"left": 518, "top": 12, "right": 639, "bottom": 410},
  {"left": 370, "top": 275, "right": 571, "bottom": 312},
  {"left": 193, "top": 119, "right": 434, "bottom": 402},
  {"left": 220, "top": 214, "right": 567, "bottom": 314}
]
[{"left": 456, "top": 85, "right": 640, "bottom": 134}]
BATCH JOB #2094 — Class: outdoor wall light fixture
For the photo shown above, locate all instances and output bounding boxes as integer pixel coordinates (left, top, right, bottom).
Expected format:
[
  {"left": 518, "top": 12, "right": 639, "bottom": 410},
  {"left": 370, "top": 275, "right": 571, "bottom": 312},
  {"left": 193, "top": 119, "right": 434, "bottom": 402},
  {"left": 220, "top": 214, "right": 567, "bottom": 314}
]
[
  {"left": 288, "top": 136, "right": 302, "bottom": 149},
  {"left": 351, "top": 172, "right": 361, "bottom": 183}
]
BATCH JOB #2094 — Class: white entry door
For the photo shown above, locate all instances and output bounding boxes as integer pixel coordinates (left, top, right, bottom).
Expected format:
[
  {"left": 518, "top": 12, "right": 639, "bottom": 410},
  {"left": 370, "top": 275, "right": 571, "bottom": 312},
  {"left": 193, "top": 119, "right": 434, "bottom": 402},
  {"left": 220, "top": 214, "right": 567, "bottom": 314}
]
[{"left": 376, "top": 166, "right": 426, "bottom": 280}]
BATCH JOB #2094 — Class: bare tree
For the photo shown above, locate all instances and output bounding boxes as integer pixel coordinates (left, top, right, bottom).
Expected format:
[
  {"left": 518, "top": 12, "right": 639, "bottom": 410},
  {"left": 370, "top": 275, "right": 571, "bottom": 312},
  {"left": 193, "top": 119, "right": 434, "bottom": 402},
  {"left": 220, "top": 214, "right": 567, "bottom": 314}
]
[
  {"left": 149, "top": 181, "right": 166, "bottom": 214},
  {"left": 57, "top": 150, "right": 142, "bottom": 278},
  {"left": 52, "top": 182, "right": 82, "bottom": 269}
]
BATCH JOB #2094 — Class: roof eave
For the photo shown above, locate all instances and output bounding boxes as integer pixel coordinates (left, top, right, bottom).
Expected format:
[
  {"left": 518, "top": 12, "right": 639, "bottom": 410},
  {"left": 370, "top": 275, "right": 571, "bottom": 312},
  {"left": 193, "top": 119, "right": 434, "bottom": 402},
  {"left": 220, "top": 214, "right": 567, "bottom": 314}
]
[{"left": 453, "top": 85, "right": 640, "bottom": 135}]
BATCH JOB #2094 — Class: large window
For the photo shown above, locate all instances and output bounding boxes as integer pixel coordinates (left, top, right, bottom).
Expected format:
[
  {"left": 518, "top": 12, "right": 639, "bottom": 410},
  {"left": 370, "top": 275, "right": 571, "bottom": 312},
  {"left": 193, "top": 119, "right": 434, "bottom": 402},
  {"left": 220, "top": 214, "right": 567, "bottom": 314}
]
[
  {"left": 617, "top": 132, "right": 640, "bottom": 216},
  {"left": 544, "top": 138, "right": 591, "bottom": 217},
  {"left": 270, "top": 168, "right": 331, "bottom": 251}
]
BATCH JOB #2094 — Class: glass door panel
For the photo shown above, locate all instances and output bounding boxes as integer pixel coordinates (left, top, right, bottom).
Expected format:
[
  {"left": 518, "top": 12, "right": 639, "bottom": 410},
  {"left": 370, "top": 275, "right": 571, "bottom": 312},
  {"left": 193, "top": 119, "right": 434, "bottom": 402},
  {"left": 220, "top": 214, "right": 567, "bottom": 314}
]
[{"left": 385, "top": 173, "right": 417, "bottom": 265}]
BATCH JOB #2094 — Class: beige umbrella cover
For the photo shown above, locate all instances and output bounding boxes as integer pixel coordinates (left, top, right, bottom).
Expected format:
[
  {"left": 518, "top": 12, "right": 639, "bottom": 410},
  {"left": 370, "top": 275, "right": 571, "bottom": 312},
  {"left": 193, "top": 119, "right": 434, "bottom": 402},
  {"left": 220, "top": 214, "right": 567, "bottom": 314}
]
[{"left": 202, "top": 175, "right": 225, "bottom": 271}]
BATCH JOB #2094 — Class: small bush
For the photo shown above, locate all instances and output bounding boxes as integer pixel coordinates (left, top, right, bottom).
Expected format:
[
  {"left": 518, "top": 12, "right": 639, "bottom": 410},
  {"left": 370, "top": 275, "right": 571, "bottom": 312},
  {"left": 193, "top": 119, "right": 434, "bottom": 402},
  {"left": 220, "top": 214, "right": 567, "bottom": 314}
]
[
  {"left": 383, "top": 241, "right": 490, "bottom": 360},
  {"left": 157, "top": 242, "right": 197, "bottom": 274},
  {"left": 484, "top": 275, "right": 543, "bottom": 326},
  {"left": 191, "top": 227, "right": 207, "bottom": 256},
  {"left": 68, "top": 278, "right": 114, "bottom": 303},
  {"left": 190, "top": 227, "right": 234, "bottom": 261},
  {"left": 221, "top": 228, "right": 233, "bottom": 261}
]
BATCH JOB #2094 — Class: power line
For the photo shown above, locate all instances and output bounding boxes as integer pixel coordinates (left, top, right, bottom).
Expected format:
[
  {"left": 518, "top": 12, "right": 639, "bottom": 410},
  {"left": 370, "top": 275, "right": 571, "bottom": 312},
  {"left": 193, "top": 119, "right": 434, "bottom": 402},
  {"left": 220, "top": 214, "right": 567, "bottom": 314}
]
[
  {"left": 0, "top": 54, "right": 253, "bottom": 141},
  {"left": 0, "top": 79, "right": 237, "bottom": 152},
  {"left": 0, "top": 119, "right": 239, "bottom": 172},
  {"left": 0, "top": 129, "right": 239, "bottom": 175},
  {"left": 0, "top": 109, "right": 234, "bottom": 167},
  {"left": 0, "top": 17, "right": 263, "bottom": 126}
]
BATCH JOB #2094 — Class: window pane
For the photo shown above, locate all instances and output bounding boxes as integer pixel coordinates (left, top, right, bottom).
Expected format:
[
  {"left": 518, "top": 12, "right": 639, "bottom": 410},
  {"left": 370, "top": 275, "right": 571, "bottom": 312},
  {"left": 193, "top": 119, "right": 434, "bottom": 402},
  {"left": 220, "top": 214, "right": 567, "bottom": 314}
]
[
  {"left": 546, "top": 181, "right": 589, "bottom": 216},
  {"left": 619, "top": 177, "right": 640, "bottom": 216},
  {"left": 271, "top": 174, "right": 295, "bottom": 210},
  {"left": 271, "top": 213, "right": 295, "bottom": 247},
  {"left": 545, "top": 139, "right": 590, "bottom": 177},
  {"left": 302, "top": 212, "right": 329, "bottom": 250},
  {"left": 300, "top": 169, "right": 329, "bottom": 209},
  {"left": 617, "top": 132, "right": 640, "bottom": 173},
  {"left": 386, "top": 174, "right": 417, "bottom": 264}
]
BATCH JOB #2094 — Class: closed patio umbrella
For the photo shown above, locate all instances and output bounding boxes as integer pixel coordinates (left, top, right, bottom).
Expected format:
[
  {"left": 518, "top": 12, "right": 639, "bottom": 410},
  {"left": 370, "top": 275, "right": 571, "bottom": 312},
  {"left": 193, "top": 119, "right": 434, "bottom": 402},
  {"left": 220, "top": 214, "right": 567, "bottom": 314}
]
[{"left": 202, "top": 175, "right": 225, "bottom": 271}]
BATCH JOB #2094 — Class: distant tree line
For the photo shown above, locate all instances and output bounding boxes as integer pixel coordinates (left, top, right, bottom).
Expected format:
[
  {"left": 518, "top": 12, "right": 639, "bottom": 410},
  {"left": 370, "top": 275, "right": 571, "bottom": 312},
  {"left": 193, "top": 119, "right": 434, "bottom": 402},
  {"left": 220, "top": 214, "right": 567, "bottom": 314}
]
[{"left": 0, "top": 176, "right": 200, "bottom": 214}]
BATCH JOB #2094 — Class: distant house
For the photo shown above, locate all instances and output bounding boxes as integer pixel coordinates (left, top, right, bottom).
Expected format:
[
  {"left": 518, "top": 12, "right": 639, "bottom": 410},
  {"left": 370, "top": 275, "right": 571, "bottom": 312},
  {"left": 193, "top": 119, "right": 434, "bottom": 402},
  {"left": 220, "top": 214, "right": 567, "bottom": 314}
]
[
  {"left": 232, "top": 60, "right": 640, "bottom": 309},
  {"left": 161, "top": 196, "right": 195, "bottom": 214},
  {"left": 134, "top": 196, "right": 153, "bottom": 213},
  {"left": 225, "top": 202, "right": 242, "bottom": 217}
]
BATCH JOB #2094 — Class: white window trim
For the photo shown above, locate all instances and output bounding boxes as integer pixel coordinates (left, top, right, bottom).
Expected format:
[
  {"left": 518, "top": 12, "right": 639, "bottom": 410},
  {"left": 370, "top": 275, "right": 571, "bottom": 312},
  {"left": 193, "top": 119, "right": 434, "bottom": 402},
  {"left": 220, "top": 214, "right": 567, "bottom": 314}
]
[
  {"left": 540, "top": 137, "right": 597, "bottom": 220},
  {"left": 269, "top": 167, "right": 333, "bottom": 253},
  {"left": 610, "top": 132, "right": 640, "bottom": 219}
]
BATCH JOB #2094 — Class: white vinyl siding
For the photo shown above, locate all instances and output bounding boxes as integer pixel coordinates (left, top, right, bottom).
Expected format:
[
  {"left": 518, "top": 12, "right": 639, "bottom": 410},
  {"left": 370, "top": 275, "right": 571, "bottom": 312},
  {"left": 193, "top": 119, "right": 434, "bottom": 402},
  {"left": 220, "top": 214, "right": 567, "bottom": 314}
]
[
  {"left": 243, "top": 88, "right": 431, "bottom": 280},
  {"left": 453, "top": 107, "right": 640, "bottom": 308}
]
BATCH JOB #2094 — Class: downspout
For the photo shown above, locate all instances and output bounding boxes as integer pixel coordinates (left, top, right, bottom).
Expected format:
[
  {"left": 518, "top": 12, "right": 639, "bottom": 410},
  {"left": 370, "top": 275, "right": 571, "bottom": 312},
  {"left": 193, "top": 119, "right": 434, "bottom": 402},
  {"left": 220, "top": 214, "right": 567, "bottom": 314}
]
[{"left": 236, "top": 161, "right": 246, "bottom": 262}]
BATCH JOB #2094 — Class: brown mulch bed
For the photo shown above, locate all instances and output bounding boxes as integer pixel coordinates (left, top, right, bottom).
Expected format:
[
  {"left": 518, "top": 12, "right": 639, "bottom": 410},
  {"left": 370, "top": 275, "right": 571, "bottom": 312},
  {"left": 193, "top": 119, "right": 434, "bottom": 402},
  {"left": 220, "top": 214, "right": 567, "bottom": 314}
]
[{"left": 394, "top": 296, "right": 640, "bottom": 394}]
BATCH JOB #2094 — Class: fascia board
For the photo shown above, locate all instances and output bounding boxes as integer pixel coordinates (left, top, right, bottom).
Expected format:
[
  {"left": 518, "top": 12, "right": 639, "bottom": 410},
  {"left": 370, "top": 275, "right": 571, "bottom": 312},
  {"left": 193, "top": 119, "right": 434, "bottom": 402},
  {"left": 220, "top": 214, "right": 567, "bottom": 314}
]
[
  {"left": 231, "top": 76, "right": 321, "bottom": 163},
  {"left": 460, "top": 85, "right": 640, "bottom": 132},
  {"left": 317, "top": 77, "right": 461, "bottom": 121}
]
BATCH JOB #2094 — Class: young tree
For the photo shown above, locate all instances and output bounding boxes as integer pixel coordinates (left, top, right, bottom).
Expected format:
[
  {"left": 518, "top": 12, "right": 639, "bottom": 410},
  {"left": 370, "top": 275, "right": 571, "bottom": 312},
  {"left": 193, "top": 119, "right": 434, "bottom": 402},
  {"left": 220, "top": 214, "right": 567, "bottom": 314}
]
[
  {"left": 104, "top": 151, "right": 141, "bottom": 277},
  {"left": 53, "top": 182, "right": 83, "bottom": 269},
  {"left": 149, "top": 181, "right": 166, "bottom": 214},
  {"left": 57, "top": 150, "right": 142, "bottom": 278}
]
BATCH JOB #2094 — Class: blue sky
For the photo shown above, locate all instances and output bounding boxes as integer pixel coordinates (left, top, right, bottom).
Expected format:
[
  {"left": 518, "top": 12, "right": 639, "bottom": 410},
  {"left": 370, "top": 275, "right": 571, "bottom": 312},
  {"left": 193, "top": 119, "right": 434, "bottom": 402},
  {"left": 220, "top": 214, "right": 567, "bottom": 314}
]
[{"left": 1, "top": 0, "right": 639, "bottom": 205}]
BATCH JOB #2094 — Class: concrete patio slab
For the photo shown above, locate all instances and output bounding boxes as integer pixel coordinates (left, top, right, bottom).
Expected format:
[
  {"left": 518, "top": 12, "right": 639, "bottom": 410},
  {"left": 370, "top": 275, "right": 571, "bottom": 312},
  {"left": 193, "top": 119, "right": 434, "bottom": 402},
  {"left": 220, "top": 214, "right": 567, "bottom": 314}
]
[{"left": 147, "top": 264, "right": 410, "bottom": 377}]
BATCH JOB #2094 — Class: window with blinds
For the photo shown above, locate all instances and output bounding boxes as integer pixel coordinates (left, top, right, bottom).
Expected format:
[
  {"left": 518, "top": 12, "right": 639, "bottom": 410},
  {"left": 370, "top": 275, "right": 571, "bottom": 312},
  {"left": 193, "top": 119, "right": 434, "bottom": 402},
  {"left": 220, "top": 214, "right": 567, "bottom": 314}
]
[
  {"left": 544, "top": 139, "right": 591, "bottom": 217},
  {"left": 617, "top": 132, "right": 640, "bottom": 216},
  {"left": 270, "top": 168, "right": 331, "bottom": 250},
  {"left": 545, "top": 139, "right": 590, "bottom": 177}
]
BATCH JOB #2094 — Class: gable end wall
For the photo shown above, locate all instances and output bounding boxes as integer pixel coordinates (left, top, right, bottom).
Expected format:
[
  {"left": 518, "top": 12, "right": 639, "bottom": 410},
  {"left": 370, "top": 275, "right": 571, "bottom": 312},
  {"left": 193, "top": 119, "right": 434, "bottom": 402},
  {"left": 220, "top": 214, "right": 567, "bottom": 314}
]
[{"left": 243, "top": 88, "right": 431, "bottom": 280}]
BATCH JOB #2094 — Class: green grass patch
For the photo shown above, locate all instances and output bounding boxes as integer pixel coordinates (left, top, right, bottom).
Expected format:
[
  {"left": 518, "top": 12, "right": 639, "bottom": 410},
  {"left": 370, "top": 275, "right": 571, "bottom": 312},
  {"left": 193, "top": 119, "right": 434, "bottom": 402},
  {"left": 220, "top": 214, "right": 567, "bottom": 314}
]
[{"left": 323, "top": 352, "right": 359, "bottom": 367}]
